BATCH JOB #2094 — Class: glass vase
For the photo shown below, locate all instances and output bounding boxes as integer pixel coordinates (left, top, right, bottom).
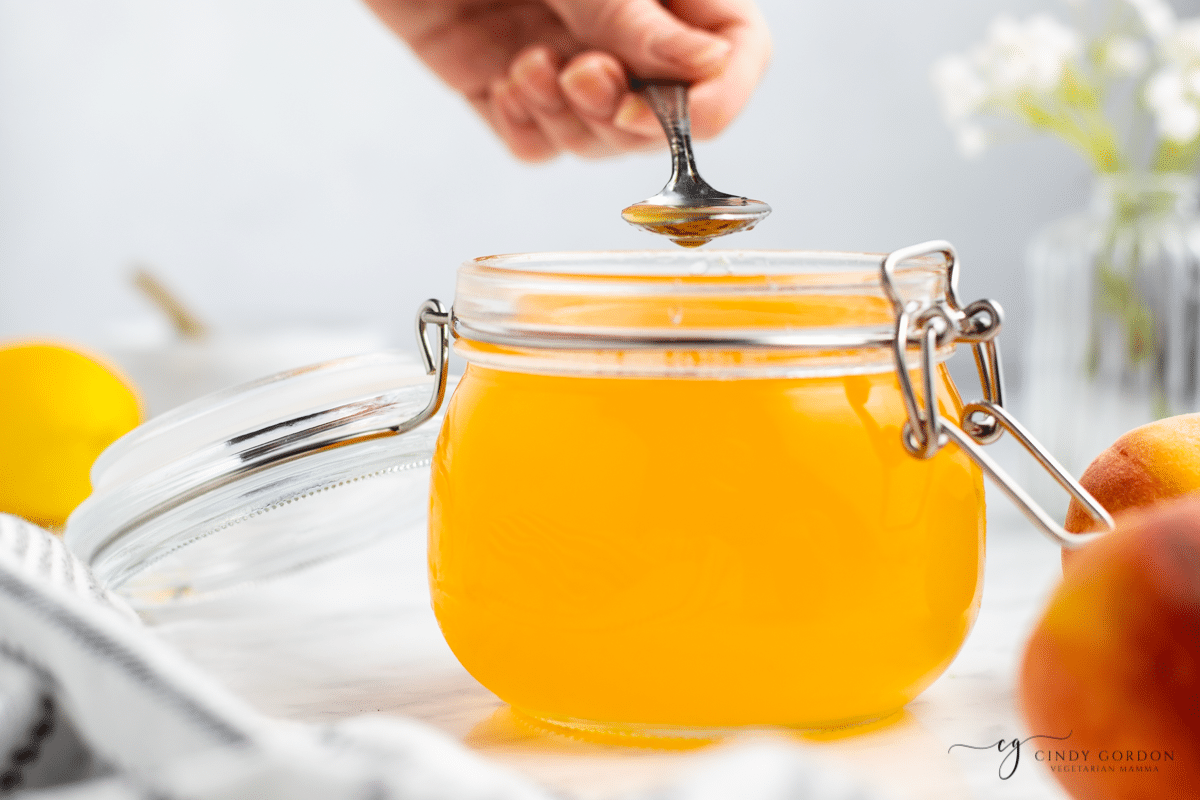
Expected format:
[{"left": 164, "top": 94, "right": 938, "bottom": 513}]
[{"left": 1023, "top": 173, "right": 1200, "bottom": 491}]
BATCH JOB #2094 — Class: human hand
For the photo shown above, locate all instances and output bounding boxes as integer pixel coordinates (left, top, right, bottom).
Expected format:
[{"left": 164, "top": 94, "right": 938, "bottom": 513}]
[{"left": 363, "top": 0, "right": 770, "bottom": 161}]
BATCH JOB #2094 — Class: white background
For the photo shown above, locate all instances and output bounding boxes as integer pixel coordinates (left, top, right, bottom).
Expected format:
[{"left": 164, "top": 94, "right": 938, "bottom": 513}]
[{"left": 4, "top": 0, "right": 1189, "bottom": 392}]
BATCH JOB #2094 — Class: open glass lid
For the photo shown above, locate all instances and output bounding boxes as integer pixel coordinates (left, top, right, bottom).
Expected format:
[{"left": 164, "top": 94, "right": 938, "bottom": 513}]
[{"left": 64, "top": 351, "right": 449, "bottom": 608}]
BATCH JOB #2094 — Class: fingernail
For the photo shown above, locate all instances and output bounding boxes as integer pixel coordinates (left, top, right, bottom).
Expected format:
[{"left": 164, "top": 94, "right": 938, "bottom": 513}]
[
  {"left": 493, "top": 79, "right": 532, "bottom": 125},
  {"left": 649, "top": 30, "right": 732, "bottom": 73},
  {"left": 560, "top": 60, "right": 621, "bottom": 118},
  {"left": 512, "top": 49, "right": 565, "bottom": 113},
  {"left": 613, "top": 95, "right": 661, "bottom": 137}
]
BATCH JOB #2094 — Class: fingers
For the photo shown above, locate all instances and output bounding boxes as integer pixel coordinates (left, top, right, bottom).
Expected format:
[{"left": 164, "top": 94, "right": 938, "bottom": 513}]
[
  {"left": 484, "top": 46, "right": 663, "bottom": 161},
  {"left": 559, "top": 52, "right": 624, "bottom": 120},
  {"left": 612, "top": 94, "right": 662, "bottom": 140},
  {"left": 511, "top": 47, "right": 606, "bottom": 157},
  {"left": 483, "top": 80, "right": 557, "bottom": 163},
  {"left": 365, "top": 0, "right": 769, "bottom": 160},
  {"left": 558, "top": 52, "right": 664, "bottom": 147},
  {"left": 548, "top": 0, "right": 733, "bottom": 82},
  {"left": 551, "top": 0, "right": 771, "bottom": 141},
  {"left": 685, "top": 3, "right": 772, "bottom": 139}
]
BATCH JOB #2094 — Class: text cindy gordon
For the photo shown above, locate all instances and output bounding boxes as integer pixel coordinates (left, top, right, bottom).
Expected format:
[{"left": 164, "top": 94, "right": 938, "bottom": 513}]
[{"left": 1037, "top": 748, "right": 1175, "bottom": 773}]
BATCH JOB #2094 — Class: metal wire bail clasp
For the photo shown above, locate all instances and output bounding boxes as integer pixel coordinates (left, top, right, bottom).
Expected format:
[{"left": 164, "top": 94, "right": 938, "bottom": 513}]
[
  {"left": 398, "top": 299, "right": 452, "bottom": 436},
  {"left": 881, "top": 242, "right": 1115, "bottom": 549}
]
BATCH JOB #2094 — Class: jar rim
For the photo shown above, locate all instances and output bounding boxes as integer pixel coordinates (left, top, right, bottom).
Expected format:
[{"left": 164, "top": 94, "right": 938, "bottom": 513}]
[
  {"left": 465, "top": 249, "right": 935, "bottom": 280},
  {"left": 452, "top": 250, "right": 951, "bottom": 378}
]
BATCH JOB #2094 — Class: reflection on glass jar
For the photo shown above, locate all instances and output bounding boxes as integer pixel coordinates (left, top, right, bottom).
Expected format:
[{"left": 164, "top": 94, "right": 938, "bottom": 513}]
[{"left": 428, "top": 251, "right": 986, "bottom": 737}]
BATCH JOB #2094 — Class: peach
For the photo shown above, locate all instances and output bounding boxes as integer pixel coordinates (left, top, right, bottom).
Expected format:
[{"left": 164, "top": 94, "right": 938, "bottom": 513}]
[
  {"left": 1020, "top": 495, "right": 1200, "bottom": 800},
  {"left": 1063, "top": 412, "right": 1200, "bottom": 567}
]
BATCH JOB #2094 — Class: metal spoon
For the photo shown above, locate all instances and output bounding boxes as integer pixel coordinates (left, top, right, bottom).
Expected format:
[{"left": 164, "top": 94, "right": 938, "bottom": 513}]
[{"left": 621, "top": 81, "right": 771, "bottom": 248}]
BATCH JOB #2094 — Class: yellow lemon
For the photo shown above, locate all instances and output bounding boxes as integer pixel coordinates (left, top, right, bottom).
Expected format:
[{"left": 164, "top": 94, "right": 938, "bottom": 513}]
[{"left": 0, "top": 342, "right": 142, "bottom": 528}]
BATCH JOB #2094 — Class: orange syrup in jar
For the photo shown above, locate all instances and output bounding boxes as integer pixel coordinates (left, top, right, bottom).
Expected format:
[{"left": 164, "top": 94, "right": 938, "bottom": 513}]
[{"left": 430, "top": 261, "right": 986, "bottom": 738}]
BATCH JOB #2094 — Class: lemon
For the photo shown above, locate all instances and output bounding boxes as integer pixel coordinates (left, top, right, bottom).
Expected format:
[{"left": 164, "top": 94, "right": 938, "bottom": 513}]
[{"left": 0, "top": 342, "right": 142, "bottom": 528}]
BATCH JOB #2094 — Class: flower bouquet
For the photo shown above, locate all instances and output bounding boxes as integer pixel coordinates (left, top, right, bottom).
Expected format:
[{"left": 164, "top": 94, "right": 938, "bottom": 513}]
[{"left": 933, "top": 0, "right": 1200, "bottom": 478}]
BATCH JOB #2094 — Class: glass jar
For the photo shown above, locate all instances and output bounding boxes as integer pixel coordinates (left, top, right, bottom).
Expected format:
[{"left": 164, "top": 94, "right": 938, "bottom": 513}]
[
  {"left": 1025, "top": 173, "right": 1200, "bottom": 485},
  {"left": 426, "top": 246, "right": 1020, "bottom": 739},
  {"left": 65, "top": 244, "right": 1108, "bottom": 740}
]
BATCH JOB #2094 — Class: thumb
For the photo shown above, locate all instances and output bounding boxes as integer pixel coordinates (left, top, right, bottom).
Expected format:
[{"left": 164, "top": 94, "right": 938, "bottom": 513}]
[{"left": 548, "top": 0, "right": 732, "bottom": 81}]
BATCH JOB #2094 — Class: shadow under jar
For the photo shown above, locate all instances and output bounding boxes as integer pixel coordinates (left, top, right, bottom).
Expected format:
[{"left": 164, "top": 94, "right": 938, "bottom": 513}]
[{"left": 428, "top": 249, "right": 987, "bottom": 739}]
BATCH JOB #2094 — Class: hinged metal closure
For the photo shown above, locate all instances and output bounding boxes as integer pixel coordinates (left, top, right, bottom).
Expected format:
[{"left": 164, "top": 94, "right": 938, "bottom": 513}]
[
  {"left": 880, "top": 241, "right": 1113, "bottom": 548},
  {"left": 410, "top": 299, "right": 451, "bottom": 434}
]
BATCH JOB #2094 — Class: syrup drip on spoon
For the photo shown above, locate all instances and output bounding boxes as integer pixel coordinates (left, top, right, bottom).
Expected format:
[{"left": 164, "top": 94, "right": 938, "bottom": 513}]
[{"left": 621, "top": 81, "right": 770, "bottom": 248}]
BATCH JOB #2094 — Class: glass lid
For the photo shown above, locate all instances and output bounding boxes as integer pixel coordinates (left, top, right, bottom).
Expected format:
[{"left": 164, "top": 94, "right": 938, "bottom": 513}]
[{"left": 65, "top": 351, "right": 447, "bottom": 607}]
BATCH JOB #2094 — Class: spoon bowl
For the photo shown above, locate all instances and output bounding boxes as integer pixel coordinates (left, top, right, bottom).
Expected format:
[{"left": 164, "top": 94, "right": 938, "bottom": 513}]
[{"left": 621, "top": 81, "right": 770, "bottom": 247}]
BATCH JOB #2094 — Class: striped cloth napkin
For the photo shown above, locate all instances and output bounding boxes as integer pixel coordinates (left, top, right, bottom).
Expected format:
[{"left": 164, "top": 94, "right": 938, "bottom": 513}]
[{"left": 0, "top": 513, "right": 888, "bottom": 800}]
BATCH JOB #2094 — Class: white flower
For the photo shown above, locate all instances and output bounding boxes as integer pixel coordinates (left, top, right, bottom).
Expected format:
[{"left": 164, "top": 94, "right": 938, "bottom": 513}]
[
  {"left": 931, "top": 14, "right": 1085, "bottom": 162},
  {"left": 1145, "top": 68, "right": 1200, "bottom": 142},
  {"left": 1103, "top": 37, "right": 1149, "bottom": 74},
  {"left": 981, "top": 15, "right": 1082, "bottom": 93},
  {"left": 1125, "top": 0, "right": 1177, "bottom": 40},
  {"left": 1145, "top": 67, "right": 1185, "bottom": 109},
  {"left": 931, "top": 55, "right": 989, "bottom": 121},
  {"left": 1157, "top": 101, "right": 1200, "bottom": 141},
  {"left": 1162, "top": 19, "right": 1200, "bottom": 67},
  {"left": 931, "top": 14, "right": 1081, "bottom": 126},
  {"left": 1145, "top": 19, "right": 1200, "bottom": 145}
]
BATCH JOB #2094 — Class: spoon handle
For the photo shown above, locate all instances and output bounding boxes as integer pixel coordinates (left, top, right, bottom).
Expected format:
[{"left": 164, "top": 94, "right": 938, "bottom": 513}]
[{"left": 639, "top": 81, "right": 707, "bottom": 197}]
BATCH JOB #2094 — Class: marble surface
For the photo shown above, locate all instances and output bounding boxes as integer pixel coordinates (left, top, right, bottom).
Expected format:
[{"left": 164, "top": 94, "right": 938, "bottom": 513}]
[{"left": 146, "top": 490, "right": 1073, "bottom": 800}]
